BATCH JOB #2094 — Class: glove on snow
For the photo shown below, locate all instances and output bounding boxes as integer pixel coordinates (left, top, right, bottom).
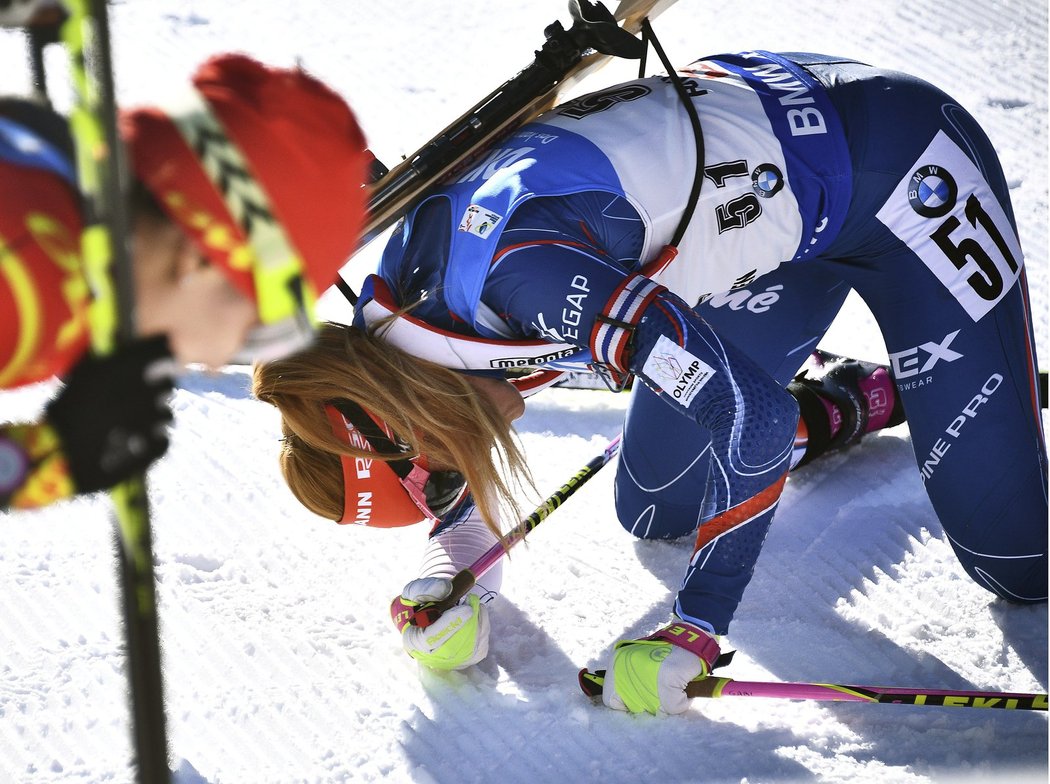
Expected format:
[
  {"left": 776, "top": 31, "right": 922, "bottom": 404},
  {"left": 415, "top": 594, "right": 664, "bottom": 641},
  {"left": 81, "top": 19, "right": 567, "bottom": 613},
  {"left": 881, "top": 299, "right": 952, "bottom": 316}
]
[
  {"left": 602, "top": 619, "right": 721, "bottom": 714},
  {"left": 391, "top": 576, "right": 490, "bottom": 670},
  {"left": 46, "top": 336, "right": 176, "bottom": 494}
]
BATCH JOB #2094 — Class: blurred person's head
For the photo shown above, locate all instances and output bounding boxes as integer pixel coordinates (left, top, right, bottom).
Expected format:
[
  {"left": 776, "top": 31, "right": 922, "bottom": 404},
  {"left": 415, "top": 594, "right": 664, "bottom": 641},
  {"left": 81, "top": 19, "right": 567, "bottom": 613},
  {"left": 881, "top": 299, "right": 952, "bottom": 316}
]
[{"left": 122, "top": 53, "right": 370, "bottom": 367}]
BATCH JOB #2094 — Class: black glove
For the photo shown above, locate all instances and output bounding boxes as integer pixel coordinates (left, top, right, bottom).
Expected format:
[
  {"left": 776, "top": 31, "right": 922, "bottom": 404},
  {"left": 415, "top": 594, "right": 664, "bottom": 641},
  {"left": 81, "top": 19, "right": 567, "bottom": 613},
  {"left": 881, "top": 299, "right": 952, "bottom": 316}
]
[{"left": 46, "top": 335, "right": 176, "bottom": 494}]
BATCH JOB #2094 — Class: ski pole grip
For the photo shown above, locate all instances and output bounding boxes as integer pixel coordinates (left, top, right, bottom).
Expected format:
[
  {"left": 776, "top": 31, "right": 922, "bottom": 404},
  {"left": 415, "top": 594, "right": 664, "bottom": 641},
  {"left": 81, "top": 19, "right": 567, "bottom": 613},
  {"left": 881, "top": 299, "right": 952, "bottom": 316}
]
[{"left": 408, "top": 568, "right": 477, "bottom": 629}]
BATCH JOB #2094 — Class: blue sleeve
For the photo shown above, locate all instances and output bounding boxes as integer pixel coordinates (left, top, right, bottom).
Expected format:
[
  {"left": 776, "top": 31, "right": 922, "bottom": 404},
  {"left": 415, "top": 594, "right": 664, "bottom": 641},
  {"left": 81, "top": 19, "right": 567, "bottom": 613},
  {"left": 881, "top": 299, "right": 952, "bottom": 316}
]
[
  {"left": 483, "top": 191, "right": 646, "bottom": 343},
  {"left": 485, "top": 241, "right": 636, "bottom": 344}
]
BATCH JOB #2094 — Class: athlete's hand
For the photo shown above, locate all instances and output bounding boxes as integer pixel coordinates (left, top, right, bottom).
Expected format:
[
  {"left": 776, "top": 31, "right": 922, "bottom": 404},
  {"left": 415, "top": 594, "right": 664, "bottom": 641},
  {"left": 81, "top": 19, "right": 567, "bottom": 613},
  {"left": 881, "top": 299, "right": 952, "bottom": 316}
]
[
  {"left": 46, "top": 336, "right": 176, "bottom": 494},
  {"left": 390, "top": 577, "right": 490, "bottom": 670},
  {"left": 602, "top": 619, "right": 721, "bottom": 714}
]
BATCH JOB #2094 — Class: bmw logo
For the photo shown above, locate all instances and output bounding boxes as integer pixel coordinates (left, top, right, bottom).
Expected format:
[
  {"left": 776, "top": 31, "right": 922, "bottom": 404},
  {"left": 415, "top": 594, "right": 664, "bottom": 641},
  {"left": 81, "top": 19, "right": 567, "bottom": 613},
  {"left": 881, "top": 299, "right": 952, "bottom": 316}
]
[
  {"left": 752, "top": 163, "right": 784, "bottom": 198},
  {"left": 908, "top": 165, "right": 957, "bottom": 218}
]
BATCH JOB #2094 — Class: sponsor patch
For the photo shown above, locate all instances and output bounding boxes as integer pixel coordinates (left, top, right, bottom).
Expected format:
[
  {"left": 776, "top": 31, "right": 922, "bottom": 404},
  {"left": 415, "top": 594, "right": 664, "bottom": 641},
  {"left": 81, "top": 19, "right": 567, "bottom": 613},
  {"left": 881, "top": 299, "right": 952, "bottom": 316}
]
[
  {"left": 919, "top": 373, "right": 1003, "bottom": 483},
  {"left": 908, "top": 164, "right": 958, "bottom": 218},
  {"left": 458, "top": 204, "right": 503, "bottom": 238},
  {"left": 489, "top": 347, "right": 580, "bottom": 368},
  {"left": 751, "top": 163, "right": 784, "bottom": 198},
  {"left": 642, "top": 335, "right": 716, "bottom": 407},
  {"left": 888, "top": 329, "right": 963, "bottom": 380}
]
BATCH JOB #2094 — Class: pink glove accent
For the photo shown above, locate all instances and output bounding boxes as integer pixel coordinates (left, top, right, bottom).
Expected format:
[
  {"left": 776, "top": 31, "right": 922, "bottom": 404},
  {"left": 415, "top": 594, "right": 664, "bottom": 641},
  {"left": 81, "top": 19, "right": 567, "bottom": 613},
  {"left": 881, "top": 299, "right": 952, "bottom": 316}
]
[
  {"left": 645, "top": 621, "right": 720, "bottom": 670},
  {"left": 390, "top": 596, "right": 416, "bottom": 632}
]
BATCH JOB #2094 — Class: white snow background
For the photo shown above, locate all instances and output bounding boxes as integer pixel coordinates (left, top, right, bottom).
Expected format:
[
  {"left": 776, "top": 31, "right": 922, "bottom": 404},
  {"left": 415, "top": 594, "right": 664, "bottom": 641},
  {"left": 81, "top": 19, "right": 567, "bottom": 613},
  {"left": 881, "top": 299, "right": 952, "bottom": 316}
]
[{"left": 0, "top": 1, "right": 1047, "bottom": 782}]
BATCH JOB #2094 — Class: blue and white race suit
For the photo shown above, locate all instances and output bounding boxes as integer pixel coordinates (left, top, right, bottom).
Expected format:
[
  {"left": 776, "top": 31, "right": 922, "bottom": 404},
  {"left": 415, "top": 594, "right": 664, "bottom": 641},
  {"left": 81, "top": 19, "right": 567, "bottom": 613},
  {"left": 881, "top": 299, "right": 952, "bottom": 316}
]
[{"left": 359, "top": 51, "right": 1047, "bottom": 634}]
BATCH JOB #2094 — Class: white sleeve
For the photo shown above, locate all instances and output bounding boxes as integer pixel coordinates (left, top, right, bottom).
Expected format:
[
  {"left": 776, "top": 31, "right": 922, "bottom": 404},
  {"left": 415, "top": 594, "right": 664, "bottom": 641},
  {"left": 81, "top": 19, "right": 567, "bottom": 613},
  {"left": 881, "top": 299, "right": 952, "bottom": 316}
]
[{"left": 417, "top": 507, "right": 503, "bottom": 604}]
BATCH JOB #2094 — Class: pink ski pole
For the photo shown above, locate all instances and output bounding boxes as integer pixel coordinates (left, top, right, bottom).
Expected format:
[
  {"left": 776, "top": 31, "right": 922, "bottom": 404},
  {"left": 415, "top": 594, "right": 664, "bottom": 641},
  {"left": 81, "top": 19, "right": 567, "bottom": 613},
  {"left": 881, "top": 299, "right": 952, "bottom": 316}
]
[
  {"left": 407, "top": 435, "right": 622, "bottom": 628},
  {"left": 578, "top": 669, "right": 1048, "bottom": 711}
]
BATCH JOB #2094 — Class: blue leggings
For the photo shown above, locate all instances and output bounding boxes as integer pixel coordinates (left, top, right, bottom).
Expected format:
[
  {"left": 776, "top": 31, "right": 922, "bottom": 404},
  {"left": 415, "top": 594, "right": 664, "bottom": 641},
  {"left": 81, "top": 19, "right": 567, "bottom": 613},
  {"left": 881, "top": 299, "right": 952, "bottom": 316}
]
[{"left": 616, "top": 57, "right": 1047, "bottom": 619}]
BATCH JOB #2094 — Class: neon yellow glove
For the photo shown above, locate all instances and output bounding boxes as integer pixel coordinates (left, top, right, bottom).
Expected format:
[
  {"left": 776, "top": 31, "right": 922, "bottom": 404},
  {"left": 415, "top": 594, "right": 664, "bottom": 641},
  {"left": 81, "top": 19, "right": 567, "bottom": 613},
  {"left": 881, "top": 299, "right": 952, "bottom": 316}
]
[
  {"left": 390, "top": 577, "right": 490, "bottom": 671},
  {"left": 602, "top": 620, "right": 721, "bottom": 714}
]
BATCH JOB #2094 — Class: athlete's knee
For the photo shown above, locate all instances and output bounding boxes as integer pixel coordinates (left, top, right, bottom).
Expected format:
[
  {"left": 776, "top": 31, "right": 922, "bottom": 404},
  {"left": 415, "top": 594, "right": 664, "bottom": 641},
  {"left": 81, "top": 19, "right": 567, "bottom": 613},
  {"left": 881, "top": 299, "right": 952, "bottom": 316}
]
[
  {"left": 961, "top": 554, "right": 1045, "bottom": 604},
  {"left": 613, "top": 486, "right": 699, "bottom": 541},
  {"left": 953, "top": 542, "right": 1047, "bottom": 604},
  {"left": 613, "top": 446, "right": 709, "bottom": 540},
  {"left": 1001, "top": 555, "right": 1048, "bottom": 605},
  {"left": 935, "top": 456, "right": 1048, "bottom": 602}
]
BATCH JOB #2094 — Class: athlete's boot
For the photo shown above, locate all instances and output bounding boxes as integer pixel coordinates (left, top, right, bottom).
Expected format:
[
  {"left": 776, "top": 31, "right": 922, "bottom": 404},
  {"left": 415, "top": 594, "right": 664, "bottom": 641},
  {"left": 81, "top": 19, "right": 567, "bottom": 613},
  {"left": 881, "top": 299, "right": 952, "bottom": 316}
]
[{"left": 788, "top": 350, "right": 905, "bottom": 468}]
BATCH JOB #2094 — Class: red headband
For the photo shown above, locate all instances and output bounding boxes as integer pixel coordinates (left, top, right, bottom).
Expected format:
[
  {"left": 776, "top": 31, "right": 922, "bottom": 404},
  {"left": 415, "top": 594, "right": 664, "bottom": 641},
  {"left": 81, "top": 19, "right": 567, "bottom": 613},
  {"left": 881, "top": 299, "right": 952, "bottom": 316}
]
[{"left": 323, "top": 403, "right": 436, "bottom": 528}]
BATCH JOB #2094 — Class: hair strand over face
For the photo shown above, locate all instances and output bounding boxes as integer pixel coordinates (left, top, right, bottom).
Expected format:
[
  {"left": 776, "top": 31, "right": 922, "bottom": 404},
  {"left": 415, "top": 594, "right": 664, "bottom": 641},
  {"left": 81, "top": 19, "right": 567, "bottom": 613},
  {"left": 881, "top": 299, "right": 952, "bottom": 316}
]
[{"left": 251, "top": 322, "right": 531, "bottom": 541}]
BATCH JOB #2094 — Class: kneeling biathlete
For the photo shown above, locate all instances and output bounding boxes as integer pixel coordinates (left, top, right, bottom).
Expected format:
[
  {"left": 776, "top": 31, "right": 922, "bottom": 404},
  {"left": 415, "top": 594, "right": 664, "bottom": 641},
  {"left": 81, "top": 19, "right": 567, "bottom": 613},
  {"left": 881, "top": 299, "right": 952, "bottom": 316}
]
[{"left": 253, "top": 49, "right": 1046, "bottom": 715}]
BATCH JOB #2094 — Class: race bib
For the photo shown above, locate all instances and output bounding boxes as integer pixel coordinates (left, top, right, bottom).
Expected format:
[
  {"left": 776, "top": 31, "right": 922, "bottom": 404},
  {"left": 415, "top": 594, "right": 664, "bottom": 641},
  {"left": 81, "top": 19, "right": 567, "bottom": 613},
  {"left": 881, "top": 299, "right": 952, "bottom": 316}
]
[{"left": 876, "top": 130, "right": 1023, "bottom": 322}]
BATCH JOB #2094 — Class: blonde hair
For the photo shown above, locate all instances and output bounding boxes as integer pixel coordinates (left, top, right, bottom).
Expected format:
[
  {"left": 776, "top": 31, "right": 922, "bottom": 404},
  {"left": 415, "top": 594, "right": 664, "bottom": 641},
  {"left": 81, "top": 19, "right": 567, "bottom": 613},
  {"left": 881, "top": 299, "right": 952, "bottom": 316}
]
[{"left": 251, "top": 321, "right": 529, "bottom": 540}]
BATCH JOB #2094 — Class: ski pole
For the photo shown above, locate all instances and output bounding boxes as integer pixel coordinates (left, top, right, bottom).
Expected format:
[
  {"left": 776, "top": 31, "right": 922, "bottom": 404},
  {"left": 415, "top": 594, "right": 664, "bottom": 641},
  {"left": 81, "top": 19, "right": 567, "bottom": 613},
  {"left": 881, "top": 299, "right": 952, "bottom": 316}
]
[
  {"left": 407, "top": 435, "right": 622, "bottom": 628},
  {"left": 578, "top": 669, "right": 1048, "bottom": 711},
  {"left": 60, "top": 2, "right": 172, "bottom": 781}
]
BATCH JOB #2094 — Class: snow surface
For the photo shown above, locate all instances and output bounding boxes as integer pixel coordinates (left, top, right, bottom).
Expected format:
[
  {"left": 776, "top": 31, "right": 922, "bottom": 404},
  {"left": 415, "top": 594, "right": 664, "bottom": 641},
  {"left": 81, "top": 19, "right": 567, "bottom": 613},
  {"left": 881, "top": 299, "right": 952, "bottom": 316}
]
[{"left": 0, "top": 1, "right": 1047, "bottom": 782}]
